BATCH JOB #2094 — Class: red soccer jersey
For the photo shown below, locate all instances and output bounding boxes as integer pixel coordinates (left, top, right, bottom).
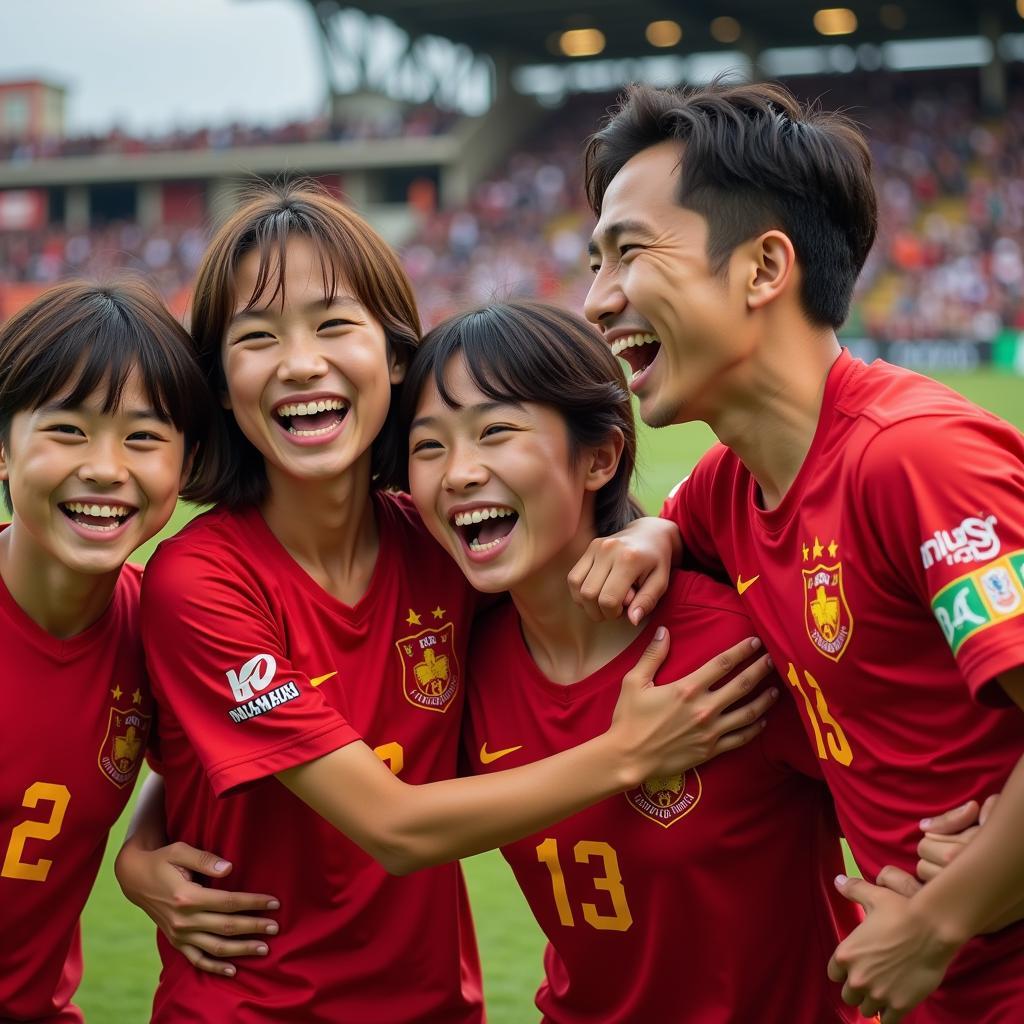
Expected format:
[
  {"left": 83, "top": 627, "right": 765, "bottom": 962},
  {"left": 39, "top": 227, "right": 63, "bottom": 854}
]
[
  {"left": 663, "top": 349, "right": 1024, "bottom": 1022},
  {"left": 464, "top": 571, "right": 859, "bottom": 1024},
  {"left": 0, "top": 553, "right": 151, "bottom": 1023},
  {"left": 140, "top": 492, "right": 483, "bottom": 1024}
]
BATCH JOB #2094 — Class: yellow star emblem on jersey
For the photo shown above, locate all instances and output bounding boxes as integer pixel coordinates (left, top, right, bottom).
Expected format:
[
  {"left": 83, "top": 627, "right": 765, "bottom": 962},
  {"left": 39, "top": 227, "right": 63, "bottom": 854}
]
[
  {"left": 111, "top": 685, "right": 123, "bottom": 701},
  {"left": 802, "top": 544, "right": 810, "bottom": 561},
  {"left": 432, "top": 606, "right": 445, "bottom": 620},
  {"left": 405, "top": 608, "right": 422, "bottom": 626},
  {"left": 132, "top": 688, "right": 142, "bottom": 705},
  {"left": 813, "top": 537, "right": 824, "bottom": 559},
  {"left": 828, "top": 539, "right": 839, "bottom": 558}
]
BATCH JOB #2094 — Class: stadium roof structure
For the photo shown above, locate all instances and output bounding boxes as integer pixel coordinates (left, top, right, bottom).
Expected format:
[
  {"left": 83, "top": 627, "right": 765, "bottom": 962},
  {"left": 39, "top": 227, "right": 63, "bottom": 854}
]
[{"left": 336, "top": 1, "right": 1017, "bottom": 63}]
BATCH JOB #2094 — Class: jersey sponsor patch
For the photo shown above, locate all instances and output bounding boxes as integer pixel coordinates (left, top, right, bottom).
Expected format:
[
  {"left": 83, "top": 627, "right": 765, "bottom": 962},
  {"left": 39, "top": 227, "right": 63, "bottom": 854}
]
[
  {"left": 920, "top": 514, "right": 1000, "bottom": 570},
  {"left": 802, "top": 540, "right": 853, "bottom": 662},
  {"left": 227, "top": 681, "right": 301, "bottom": 723},
  {"left": 931, "top": 549, "right": 1024, "bottom": 654},
  {"left": 98, "top": 706, "right": 151, "bottom": 788},
  {"left": 226, "top": 653, "right": 277, "bottom": 702},
  {"left": 624, "top": 769, "right": 702, "bottom": 828},
  {"left": 396, "top": 618, "right": 460, "bottom": 713}
]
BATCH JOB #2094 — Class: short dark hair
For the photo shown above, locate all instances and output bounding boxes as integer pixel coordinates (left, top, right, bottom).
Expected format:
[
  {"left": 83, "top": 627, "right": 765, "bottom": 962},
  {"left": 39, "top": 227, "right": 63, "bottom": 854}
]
[
  {"left": 400, "top": 301, "right": 643, "bottom": 537},
  {"left": 0, "top": 279, "right": 212, "bottom": 510},
  {"left": 585, "top": 80, "right": 877, "bottom": 328},
  {"left": 185, "top": 181, "right": 420, "bottom": 506}
]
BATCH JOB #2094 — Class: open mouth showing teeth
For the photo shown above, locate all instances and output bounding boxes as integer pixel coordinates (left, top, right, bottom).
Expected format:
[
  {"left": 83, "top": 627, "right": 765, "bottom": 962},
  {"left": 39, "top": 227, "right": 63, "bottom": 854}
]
[
  {"left": 274, "top": 398, "right": 349, "bottom": 436},
  {"left": 610, "top": 332, "right": 661, "bottom": 381},
  {"left": 60, "top": 502, "right": 135, "bottom": 532},
  {"left": 452, "top": 506, "right": 519, "bottom": 553}
]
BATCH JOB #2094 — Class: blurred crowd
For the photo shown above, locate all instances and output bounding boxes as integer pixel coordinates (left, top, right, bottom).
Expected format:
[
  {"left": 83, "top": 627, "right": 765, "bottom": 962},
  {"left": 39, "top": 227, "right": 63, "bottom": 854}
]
[
  {"left": 2, "top": 78, "right": 1024, "bottom": 342},
  {"left": 0, "top": 105, "right": 457, "bottom": 162}
]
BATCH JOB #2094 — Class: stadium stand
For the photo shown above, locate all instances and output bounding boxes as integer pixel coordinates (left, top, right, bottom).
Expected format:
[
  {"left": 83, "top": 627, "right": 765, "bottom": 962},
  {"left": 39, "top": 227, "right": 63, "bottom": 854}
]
[{"left": 2, "top": 72, "right": 1023, "bottom": 346}]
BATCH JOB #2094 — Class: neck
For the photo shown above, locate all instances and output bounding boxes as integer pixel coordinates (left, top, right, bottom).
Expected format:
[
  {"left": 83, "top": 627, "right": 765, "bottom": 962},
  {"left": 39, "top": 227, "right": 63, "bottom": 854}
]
[
  {"left": 0, "top": 521, "right": 121, "bottom": 638},
  {"left": 260, "top": 453, "right": 379, "bottom": 603},
  {"left": 707, "top": 322, "right": 841, "bottom": 510},
  {"left": 510, "top": 528, "right": 643, "bottom": 686}
]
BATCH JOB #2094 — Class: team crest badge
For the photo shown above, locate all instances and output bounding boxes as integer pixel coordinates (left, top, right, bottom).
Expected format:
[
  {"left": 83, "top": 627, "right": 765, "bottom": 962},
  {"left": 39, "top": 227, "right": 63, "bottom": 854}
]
[
  {"left": 802, "top": 538, "right": 853, "bottom": 662},
  {"left": 625, "top": 769, "right": 702, "bottom": 828},
  {"left": 98, "top": 706, "right": 151, "bottom": 788},
  {"left": 395, "top": 620, "right": 460, "bottom": 713}
]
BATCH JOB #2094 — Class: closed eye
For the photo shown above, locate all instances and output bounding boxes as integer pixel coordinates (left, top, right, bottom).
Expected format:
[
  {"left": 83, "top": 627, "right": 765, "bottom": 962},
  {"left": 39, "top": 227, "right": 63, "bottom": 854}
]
[
  {"left": 235, "top": 330, "right": 274, "bottom": 344},
  {"left": 482, "top": 424, "right": 516, "bottom": 439},
  {"left": 411, "top": 438, "right": 444, "bottom": 454},
  {"left": 318, "top": 318, "right": 357, "bottom": 331},
  {"left": 46, "top": 424, "right": 85, "bottom": 437},
  {"left": 127, "top": 431, "right": 167, "bottom": 443}
]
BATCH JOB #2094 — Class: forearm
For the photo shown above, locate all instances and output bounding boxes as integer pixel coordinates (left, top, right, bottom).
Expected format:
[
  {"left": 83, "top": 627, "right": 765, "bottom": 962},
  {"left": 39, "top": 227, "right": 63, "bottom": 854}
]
[
  {"left": 913, "top": 753, "right": 1024, "bottom": 945},
  {"left": 120, "top": 770, "right": 169, "bottom": 853},
  {"left": 281, "top": 731, "right": 639, "bottom": 875}
]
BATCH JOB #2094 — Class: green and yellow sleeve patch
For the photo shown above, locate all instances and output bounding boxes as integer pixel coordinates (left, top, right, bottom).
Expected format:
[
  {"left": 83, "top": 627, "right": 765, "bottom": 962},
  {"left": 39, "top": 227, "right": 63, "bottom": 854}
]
[{"left": 931, "top": 550, "right": 1024, "bottom": 654}]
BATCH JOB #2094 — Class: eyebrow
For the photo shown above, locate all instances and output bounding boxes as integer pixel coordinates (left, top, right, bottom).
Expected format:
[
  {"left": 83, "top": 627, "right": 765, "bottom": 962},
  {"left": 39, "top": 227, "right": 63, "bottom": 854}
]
[
  {"left": 410, "top": 399, "right": 523, "bottom": 433},
  {"left": 588, "top": 219, "right": 655, "bottom": 257},
  {"left": 229, "top": 294, "right": 362, "bottom": 326},
  {"left": 40, "top": 402, "right": 170, "bottom": 422}
]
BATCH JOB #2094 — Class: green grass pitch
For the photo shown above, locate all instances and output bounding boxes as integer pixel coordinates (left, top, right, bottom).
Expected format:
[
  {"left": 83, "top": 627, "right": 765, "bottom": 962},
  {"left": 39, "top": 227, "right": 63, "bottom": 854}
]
[{"left": 77, "top": 370, "right": 1024, "bottom": 1022}]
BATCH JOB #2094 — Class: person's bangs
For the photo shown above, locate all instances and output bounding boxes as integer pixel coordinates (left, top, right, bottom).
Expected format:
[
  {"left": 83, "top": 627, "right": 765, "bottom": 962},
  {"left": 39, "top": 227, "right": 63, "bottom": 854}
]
[
  {"left": 234, "top": 208, "right": 347, "bottom": 318},
  {"left": 430, "top": 309, "right": 539, "bottom": 412}
]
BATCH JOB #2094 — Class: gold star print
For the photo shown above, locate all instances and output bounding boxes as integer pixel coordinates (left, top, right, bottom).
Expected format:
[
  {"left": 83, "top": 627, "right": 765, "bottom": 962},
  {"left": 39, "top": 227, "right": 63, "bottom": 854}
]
[
  {"left": 828, "top": 539, "right": 839, "bottom": 559},
  {"left": 812, "top": 537, "right": 824, "bottom": 559},
  {"left": 802, "top": 544, "right": 810, "bottom": 561},
  {"left": 405, "top": 608, "right": 422, "bottom": 626},
  {"left": 111, "top": 685, "right": 123, "bottom": 701},
  {"left": 432, "top": 606, "right": 445, "bottom": 620},
  {"left": 132, "top": 688, "right": 143, "bottom": 705}
]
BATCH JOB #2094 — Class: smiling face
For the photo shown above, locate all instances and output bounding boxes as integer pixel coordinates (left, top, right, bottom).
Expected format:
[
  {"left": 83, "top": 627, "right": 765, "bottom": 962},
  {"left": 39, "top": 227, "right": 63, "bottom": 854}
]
[
  {"left": 222, "top": 236, "right": 404, "bottom": 488},
  {"left": 584, "top": 141, "right": 754, "bottom": 428},
  {"left": 408, "top": 356, "right": 607, "bottom": 594},
  {"left": 0, "top": 370, "right": 187, "bottom": 577}
]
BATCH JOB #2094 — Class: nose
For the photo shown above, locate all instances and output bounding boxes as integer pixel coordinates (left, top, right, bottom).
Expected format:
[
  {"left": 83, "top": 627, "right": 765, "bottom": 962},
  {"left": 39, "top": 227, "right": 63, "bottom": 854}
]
[
  {"left": 443, "top": 441, "right": 488, "bottom": 494},
  {"left": 583, "top": 263, "right": 627, "bottom": 328},
  {"left": 78, "top": 435, "right": 130, "bottom": 487},
  {"left": 278, "top": 332, "right": 329, "bottom": 384}
]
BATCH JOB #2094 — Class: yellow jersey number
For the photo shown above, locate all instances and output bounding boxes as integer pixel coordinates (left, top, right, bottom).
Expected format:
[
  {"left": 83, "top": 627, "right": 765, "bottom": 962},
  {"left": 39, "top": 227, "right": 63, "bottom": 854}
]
[
  {"left": 536, "top": 837, "right": 633, "bottom": 932},
  {"left": 786, "top": 663, "right": 853, "bottom": 766},
  {"left": 2, "top": 782, "right": 71, "bottom": 882},
  {"left": 373, "top": 741, "right": 404, "bottom": 776}
]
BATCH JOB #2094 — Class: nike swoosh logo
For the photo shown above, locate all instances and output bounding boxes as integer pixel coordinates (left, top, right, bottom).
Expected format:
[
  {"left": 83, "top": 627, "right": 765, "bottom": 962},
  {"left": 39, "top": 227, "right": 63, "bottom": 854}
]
[
  {"left": 310, "top": 671, "right": 338, "bottom": 687},
  {"left": 736, "top": 574, "right": 760, "bottom": 595},
  {"left": 480, "top": 742, "right": 523, "bottom": 765}
]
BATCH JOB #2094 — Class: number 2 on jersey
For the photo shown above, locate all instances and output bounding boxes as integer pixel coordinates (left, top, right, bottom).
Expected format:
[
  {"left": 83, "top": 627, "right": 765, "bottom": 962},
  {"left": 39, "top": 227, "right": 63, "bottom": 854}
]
[
  {"left": 786, "top": 663, "right": 853, "bottom": 766},
  {"left": 536, "top": 837, "right": 633, "bottom": 932},
  {"left": 2, "top": 782, "right": 71, "bottom": 882}
]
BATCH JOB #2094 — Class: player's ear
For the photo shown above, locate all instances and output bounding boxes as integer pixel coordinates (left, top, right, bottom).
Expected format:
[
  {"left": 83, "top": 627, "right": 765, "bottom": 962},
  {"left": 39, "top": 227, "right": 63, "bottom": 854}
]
[
  {"left": 745, "top": 230, "right": 796, "bottom": 311},
  {"left": 583, "top": 427, "right": 625, "bottom": 492},
  {"left": 388, "top": 342, "right": 407, "bottom": 386},
  {"left": 0, "top": 435, "right": 9, "bottom": 481}
]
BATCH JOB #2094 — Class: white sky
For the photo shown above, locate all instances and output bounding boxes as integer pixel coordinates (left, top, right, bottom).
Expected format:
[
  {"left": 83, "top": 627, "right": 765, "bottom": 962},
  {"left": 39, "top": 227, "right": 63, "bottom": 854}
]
[{"left": 2, "top": 0, "right": 327, "bottom": 133}]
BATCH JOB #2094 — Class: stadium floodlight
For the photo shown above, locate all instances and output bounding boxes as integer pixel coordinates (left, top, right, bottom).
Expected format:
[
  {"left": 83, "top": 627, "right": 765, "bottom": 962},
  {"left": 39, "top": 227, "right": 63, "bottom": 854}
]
[
  {"left": 559, "top": 29, "right": 606, "bottom": 58},
  {"left": 709, "top": 17, "right": 742, "bottom": 45},
  {"left": 646, "top": 21, "right": 682, "bottom": 49},
  {"left": 813, "top": 8, "right": 858, "bottom": 36}
]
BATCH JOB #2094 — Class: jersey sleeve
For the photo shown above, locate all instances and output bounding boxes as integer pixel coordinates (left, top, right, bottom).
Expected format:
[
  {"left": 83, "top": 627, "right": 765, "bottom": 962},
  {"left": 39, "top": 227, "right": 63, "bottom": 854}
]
[
  {"left": 141, "top": 542, "right": 360, "bottom": 795},
  {"left": 660, "top": 444, "right": 729, "bottom": 577},
  {"left": 860, "top": 413, "right": 1024, "bottom": 705}
]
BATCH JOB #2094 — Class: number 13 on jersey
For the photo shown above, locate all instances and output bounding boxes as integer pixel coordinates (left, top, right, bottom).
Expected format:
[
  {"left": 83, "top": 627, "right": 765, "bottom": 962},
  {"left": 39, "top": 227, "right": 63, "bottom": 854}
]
[{"left": 786, "top": 663, "right": 854, "bottom": 766}]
